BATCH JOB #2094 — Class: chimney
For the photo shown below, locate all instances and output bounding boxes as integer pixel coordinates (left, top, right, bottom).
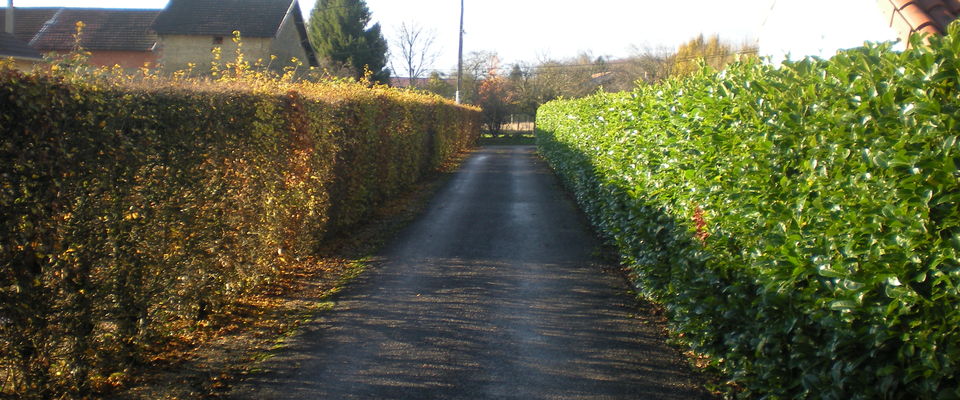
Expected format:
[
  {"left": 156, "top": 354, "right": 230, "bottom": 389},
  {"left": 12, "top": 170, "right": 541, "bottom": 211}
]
[{"left": 5, "top": 0, "right": 12, "bottom": 35}]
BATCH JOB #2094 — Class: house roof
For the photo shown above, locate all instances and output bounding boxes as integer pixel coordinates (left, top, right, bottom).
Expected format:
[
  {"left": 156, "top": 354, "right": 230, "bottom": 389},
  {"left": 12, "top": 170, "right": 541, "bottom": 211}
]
[
  {"left": 0, "top": 8, "right": 59, "bottom": 42},
  {"left": 1, "top": 1, "right": 317, "bottom": 67},
  {"left": 877, "top": 0, "right": 960, "bottom": 41},
  {"left": 153, "top": 0, "right": 297, "bottom": 38},
  {"left": 1, "top": 8, "right": 159, "bottom": 52},
  {"left": 0, "top": 31, "right": 42, "bottom": 60}
]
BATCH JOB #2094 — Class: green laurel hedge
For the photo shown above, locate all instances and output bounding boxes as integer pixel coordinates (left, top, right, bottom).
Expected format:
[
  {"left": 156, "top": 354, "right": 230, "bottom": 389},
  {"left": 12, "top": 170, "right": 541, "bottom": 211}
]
[
  {"left": 0, "top": 66, "right": 479, "bottom": 397},
  {"left": 537, "top": 25, "right": 960, "bottom": 399}
]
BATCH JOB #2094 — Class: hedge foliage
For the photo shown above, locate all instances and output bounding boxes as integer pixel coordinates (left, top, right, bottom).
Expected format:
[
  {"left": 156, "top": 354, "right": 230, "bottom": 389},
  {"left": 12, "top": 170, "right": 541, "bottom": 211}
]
[
  {"left": 0, "top": 63, "right": 479, "bottom": 397},
  {"left": 537, "top": 24, "right": 960, "bottom": 399}
]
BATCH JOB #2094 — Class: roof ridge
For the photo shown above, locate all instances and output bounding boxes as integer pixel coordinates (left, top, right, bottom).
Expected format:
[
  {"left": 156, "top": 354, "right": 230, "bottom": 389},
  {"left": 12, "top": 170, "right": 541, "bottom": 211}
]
[{"left": 15, "top": 7, "right": 163, "bottom": 11}]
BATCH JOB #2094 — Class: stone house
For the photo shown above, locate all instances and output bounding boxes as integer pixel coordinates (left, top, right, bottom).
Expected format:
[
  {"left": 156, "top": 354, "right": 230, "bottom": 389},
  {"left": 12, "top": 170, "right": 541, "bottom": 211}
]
[{"left": 152, "top": 0, "right": 317, "bottom": 73}]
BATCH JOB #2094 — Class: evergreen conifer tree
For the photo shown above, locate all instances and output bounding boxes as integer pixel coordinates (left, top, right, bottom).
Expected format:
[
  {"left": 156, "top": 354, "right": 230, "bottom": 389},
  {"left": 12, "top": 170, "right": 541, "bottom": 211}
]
[{"left": 307, "top": 0, "right": 390, "bottom": 83}]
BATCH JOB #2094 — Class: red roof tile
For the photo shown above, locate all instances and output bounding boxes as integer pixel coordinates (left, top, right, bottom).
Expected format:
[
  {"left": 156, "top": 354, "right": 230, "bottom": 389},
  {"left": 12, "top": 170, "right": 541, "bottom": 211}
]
[
  {"left": 0, "top": 8, "right": 59, "bottom": 42},
  {"left": 878, "top": 0, "right": 960, "bottom": 42},
  {"left": 1, "top": 8, "right": 159, "bottom": 52}
]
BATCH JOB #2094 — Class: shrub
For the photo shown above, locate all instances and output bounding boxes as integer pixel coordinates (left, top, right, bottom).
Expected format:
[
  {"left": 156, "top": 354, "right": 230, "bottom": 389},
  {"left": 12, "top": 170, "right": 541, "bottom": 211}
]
[
  {"left": 537, "top": 24, "right": 960, "bottom": 399},
  {"left": 0, "top": 63, "right": 479, "bottom": 397}
]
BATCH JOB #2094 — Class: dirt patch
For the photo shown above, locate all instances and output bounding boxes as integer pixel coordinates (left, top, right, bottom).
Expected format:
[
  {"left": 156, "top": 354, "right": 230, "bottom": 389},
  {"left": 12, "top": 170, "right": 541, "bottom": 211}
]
[{"left": 113, "top": 150, "right": 475, "bottom": 399}]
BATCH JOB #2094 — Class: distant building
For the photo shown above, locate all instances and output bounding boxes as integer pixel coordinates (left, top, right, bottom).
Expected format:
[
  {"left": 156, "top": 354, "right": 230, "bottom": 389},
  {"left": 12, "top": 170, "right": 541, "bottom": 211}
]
[
  {"left": 1, "top": 0, "right": 317, "bottom": 73},
  {"left": 152, "top": 0, "right": 317, "bottom": 72},
  {"left": 590, "top": 71, "right": 615, "bottom": 86},
  {"left": 391, "top": 77, "right": 431, "bottom": 88},
  {"left": 391, "top": 76, "right": 458, "bottom": 89}
]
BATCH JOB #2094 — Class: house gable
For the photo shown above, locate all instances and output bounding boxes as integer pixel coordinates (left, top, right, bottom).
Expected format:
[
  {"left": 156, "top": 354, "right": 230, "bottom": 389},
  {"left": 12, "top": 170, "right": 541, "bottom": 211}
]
[
  {"left": 154, "top": 0, "right": 294, "bottom": 38},
  {"left": 270, "top": 1, "right": 317, "bottom": 67},
  {"left": 152, "top": 0, "right": 317, "bottom": 71}
]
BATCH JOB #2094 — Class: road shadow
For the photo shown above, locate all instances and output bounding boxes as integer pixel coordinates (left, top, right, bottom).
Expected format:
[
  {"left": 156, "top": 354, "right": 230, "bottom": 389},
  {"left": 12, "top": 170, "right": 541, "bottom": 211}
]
[{"left": 231, "top": 146, "right": 714, "bottom": 399}]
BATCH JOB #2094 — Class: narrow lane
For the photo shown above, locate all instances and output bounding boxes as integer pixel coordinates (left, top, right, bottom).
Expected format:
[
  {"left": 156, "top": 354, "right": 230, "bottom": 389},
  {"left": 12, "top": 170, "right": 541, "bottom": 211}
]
[{"left": 233, "top": 146, "right": 711, "bottom": 399}]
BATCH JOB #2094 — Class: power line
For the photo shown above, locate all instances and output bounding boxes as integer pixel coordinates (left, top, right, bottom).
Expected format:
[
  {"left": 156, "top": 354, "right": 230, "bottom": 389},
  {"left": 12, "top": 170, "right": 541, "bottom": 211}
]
[
  {"left": 422, "top": 49, "right": 760, "bottom": 77},
  {"left": 758, "top": 0, "right": 778, "bottom": 46}
]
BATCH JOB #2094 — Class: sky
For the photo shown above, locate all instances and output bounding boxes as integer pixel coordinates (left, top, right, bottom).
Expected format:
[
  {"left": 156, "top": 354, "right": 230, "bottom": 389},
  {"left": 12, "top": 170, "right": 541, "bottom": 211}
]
[{"left": 11, "top": 0, "right": 900, "bottom": 75}]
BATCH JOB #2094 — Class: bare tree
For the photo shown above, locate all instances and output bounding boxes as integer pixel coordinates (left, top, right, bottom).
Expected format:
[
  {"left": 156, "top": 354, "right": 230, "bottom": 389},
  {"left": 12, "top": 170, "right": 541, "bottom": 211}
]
[
  {"left": 452, "top": 50, "right": 500, "bottom": 104},
  {"left": 672, "top": 34, "right": 758, "bottom": 77},
  {"left": 391, "top": 22, "right": 439, "bottom": 87},
  {"left": 612, "top": 45, "right": 675, "bottom": 88}
]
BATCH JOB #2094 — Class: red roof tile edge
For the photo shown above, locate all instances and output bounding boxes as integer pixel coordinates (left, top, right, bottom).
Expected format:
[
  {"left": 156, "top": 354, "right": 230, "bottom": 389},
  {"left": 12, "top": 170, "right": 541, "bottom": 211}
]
[{"left": 879, "top": 0, "right": 960, "bottom": 39}]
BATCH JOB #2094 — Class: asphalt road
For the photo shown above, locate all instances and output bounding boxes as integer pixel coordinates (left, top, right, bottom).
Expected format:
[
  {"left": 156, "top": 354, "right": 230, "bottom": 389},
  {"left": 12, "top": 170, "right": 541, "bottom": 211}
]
[{"left": 233, "top": 146, "right": 711, "bottom": 399}]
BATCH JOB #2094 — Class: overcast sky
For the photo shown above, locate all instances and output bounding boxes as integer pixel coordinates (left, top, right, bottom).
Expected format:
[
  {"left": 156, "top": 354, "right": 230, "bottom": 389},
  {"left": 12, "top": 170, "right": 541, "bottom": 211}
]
[{"left": 11, "top": 0, "right": 900, "bottom": 74}]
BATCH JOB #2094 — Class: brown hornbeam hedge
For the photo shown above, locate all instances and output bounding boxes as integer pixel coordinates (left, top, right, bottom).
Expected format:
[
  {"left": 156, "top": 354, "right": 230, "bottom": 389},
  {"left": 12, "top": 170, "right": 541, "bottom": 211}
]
[{"left": 0, "top": 66, "right": 479, "bottom": 397}]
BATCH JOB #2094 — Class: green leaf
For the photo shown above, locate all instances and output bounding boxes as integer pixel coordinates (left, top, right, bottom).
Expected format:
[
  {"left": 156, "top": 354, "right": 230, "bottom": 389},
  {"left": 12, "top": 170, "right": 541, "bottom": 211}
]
[{"left": 830, "top": 300, "right": 858, "bottom": 310}]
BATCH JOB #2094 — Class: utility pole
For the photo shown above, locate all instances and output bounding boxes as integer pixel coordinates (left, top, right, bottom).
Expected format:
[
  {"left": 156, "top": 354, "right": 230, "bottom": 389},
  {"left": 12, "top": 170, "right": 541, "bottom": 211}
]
[{"left": 455, "top": 0, "right": 464, "bottom": 104}]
